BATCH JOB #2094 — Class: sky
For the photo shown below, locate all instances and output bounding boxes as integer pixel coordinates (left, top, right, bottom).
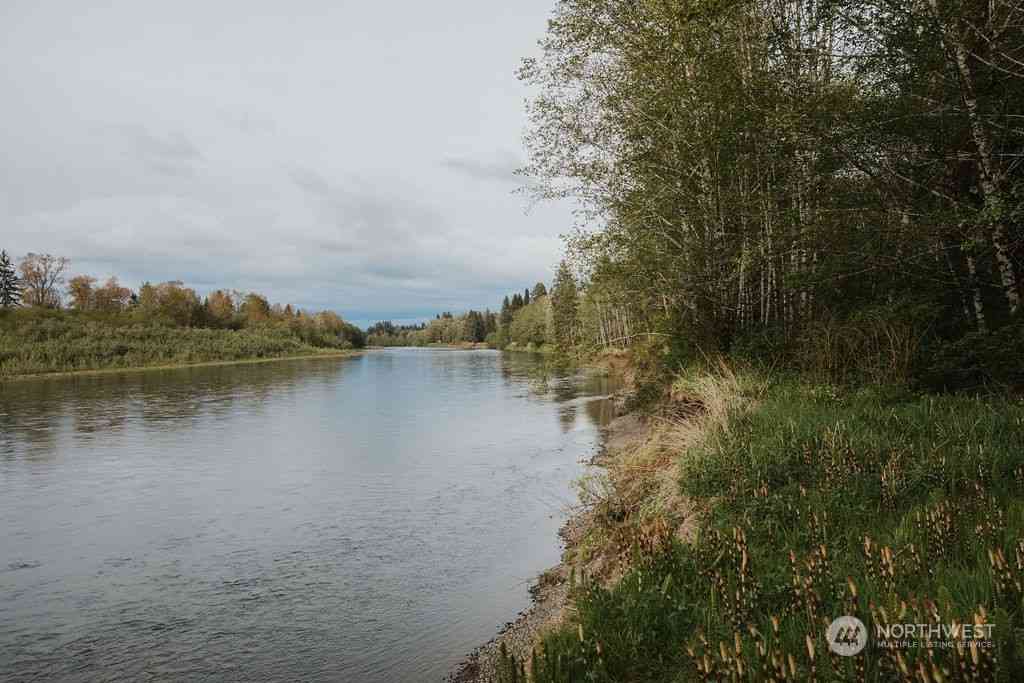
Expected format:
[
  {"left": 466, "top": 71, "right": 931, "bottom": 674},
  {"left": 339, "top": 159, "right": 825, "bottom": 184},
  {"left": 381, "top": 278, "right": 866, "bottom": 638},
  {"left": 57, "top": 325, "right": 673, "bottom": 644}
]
[{"left": 0, "top": 0, "right": 577, "bottom": 328}]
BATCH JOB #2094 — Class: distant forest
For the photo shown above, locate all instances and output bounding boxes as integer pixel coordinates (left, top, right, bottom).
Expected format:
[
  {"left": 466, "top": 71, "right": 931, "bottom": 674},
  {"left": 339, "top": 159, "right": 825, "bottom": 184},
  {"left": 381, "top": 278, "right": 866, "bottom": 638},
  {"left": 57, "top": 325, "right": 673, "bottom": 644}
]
[
  {"left": 0, "top": 250, "right": 364, "bottom": 377},
  {"left": 366, "top": 265, "right": 580, "bottom": 351}
]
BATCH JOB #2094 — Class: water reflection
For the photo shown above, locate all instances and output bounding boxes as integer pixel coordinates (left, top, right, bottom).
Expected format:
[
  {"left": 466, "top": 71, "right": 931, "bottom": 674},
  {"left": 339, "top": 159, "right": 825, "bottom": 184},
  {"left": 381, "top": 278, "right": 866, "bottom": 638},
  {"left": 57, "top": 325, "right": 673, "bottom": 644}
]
[
  {"left": 0, "top": 359, "right": 362, "bottom": 461},
  {"left": 0, "top": 350, "right": 617, "bottom": 683}
]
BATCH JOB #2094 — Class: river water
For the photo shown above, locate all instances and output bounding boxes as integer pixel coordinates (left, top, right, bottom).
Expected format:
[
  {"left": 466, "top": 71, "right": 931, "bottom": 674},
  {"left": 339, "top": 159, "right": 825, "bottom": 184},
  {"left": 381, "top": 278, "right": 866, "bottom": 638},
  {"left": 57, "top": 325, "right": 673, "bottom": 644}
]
[{"left": 0, "top": 349, "right": 616, "bottom": 682}]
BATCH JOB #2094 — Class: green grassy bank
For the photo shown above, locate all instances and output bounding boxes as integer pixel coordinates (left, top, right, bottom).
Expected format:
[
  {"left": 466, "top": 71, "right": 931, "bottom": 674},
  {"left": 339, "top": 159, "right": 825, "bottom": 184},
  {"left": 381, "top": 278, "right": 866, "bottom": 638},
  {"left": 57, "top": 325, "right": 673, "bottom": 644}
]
[
  {"left": 0, "top": 309, "right": 360, "bottom": 379},
  {"left": 499, "top": 368, "right": 1024, "bottom": 682}
]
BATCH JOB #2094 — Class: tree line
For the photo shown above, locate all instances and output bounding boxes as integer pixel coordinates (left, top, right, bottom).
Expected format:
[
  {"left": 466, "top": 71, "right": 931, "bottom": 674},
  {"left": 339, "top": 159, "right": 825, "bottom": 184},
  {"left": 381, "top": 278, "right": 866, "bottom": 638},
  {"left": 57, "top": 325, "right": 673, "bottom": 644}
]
[
  {"left": 365, "top": 274, "right": 584, "bottom": 350},
  {"left": 0, "top": 249, "right": 365, "bottom": 349},
  {"left": 515, "top": 0, "right": 1023, "bottom": 389}
]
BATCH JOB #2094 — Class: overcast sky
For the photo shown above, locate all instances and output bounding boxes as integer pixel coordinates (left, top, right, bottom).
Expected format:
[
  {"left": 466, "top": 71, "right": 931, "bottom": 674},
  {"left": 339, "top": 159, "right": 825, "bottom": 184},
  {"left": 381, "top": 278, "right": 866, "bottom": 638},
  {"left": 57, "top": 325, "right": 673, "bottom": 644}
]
[{"left": 0, "top": 0, "right": 576, "bottom": 327}]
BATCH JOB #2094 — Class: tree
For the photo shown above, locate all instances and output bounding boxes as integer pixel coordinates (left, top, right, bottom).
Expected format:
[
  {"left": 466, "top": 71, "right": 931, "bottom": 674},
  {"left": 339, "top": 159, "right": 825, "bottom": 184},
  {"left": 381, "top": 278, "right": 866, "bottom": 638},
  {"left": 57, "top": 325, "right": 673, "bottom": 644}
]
[
  {"left": 242, "top": 293, "right": 271, "bottom": 325},
  {"left": 550, "top": 260, "right": 578, "bottom": 349},
  {"left": 518, "top": 0, "right": 1024, "bottom": 375},
  {"left": 139, "top": 281, "right": 201, "bottom": 326},
  {"left": 924, "top": 0, "right": 1021, "bottom": 316},
  {"left": 0, "top": 250, "right": 21, "bottom": 308},
  {"left": 463, "top": 309, "right": 487, "bottom": 342},
  {"left": 532, "top": 282, "right": 547, "bottom": 299},
  {"left": 137, "top": 282, "right": 157, "bottom": 310},
  {"left": 93, "top": 277, "right": 132, "bottom": 312},
  {"left": 67, "top": 275, "right": 97, "bottom": 310},
  {"left": 500, "top": 296, "right": 513, "bottom": 327},
  {"left": 205, "top": 290, "right": 237, "bottom": 327},
  {"left": 18, "top": 253, "right": 68, "bottom": 308},
  {"left": 524, "top": 288, "right": 531, "bottom": 305},
  {"left": 509, "top": 297, "right": 549, "bottom": 347}
]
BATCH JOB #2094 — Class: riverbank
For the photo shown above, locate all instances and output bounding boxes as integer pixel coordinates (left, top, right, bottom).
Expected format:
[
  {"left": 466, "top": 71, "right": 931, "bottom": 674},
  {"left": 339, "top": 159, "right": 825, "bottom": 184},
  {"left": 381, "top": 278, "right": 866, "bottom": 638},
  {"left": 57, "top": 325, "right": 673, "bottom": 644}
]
[
  {"left": 367, "top": 342, "right": 492, "bottom": 350},
  {"left": 454, "top": 358, "right": 1024, "bottom": 682},
  {"left": 0, "top": 349, "right": 361, "bottom": 383},
  {"left": 0, "top": 309, "right": 365, "bottom": 379}
]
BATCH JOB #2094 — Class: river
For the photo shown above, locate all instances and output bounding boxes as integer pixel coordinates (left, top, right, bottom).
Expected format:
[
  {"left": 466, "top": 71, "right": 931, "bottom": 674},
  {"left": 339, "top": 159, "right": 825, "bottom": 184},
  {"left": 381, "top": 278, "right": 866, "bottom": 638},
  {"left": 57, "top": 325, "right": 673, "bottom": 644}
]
[{"left": 0, "top": 348, "right": 616, "bottom": 682}]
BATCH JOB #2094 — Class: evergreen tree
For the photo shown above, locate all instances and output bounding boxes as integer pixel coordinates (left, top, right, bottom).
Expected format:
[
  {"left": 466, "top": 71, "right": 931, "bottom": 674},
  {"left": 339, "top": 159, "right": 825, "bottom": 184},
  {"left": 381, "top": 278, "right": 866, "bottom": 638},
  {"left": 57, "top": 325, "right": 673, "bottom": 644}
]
[
  {"left": 0, "top": 250, "right": 21, "bottom": 308},
  {"left": 550, "top": 260, "right": 578, "bottom": 349},
  {"left": 464, "top": 310, "right": 486, "bottom": 342},
  {"left": 524, "top": 288, "right": 531, "bottom": 305},
  {"left": 531, "top": 282, "right": 547, "bottom": 299},
  {"left": 500, "top": 296, "right": 513, "bottom": 326}
]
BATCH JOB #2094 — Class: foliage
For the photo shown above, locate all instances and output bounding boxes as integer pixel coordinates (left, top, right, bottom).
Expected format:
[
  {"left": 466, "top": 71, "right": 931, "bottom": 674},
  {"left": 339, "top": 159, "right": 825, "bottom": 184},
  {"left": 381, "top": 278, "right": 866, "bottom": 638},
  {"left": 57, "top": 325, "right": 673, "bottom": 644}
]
[
  {"left": 518, "top": 0, "right": 1024, "bottom": 386},
  {"left": 138, "top": 280, "right": 202, "bottom": 327},
  {"left": 0, "top": 308, "right": 347, "bottom": 377},
  {"left": 0, "top": 249, "right": 364, "bottom": 376},
  {"left": 501, "top": 373, "right": 1024, "bottom": 681},
  {"left": 550, "top": 261, "right": 578, "bottom": 350},
  {"left": 0, "top": 250, "right": 20, "bottom": 308},
  {"left": 17, "top": 253, "right": 68, "bottom": 308},
  {"left": 67, "top": 275, "right": 132, "bottom": 312},
  {"left": 509, "top": 296, "right": 551, "bottom": 348},
  {"left": 367, "top": 285, "right": 562, "bottom": 350},
  {"left": 493, "top": 2, "right": 1024, "bottom": 675},
  {"left": 367, "top": 309, "right": 497, "bottom": 347}
]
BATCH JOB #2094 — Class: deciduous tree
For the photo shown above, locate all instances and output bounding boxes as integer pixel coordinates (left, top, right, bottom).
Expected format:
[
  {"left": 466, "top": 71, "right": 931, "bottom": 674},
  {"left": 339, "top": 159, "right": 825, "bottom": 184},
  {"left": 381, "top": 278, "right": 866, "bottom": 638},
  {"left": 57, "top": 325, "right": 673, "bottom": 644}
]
[
  {"left": 18, "top": 253, "right": 68, "bottom": 308},
  {"left": 67, "top": 275, "right": 96, "bottom": 310},
  {"left": 93, "top": 277, "right": 132, "bottom": 312}
]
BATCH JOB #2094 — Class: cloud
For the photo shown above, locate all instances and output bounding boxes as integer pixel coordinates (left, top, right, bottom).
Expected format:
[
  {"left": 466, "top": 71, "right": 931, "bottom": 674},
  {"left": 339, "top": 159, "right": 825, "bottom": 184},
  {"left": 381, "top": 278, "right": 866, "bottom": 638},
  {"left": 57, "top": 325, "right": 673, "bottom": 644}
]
[
  {"left": 4, "top": 158, "right": 558, "bottom": 320},
  {"left": 441, "top": 154, "right": 523, "bottom": 184},
  {"left": 0, "top": 0, "right": 578, "bottom": 325},
  {"left": 106, "top": 124, "right": 203, "bottom": 177}
]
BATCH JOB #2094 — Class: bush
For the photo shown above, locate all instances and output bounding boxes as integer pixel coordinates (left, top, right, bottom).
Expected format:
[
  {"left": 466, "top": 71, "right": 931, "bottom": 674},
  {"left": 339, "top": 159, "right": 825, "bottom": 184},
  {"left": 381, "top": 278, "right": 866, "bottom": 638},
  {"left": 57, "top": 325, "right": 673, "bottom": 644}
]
[{"left": 919, "top": 318, "right": 1024, "bottom": 392}]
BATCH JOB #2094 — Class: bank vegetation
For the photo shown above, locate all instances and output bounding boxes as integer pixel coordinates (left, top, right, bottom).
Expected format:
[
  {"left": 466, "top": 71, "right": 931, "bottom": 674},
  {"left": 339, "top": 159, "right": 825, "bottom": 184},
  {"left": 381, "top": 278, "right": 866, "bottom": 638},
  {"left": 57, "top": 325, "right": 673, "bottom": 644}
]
[
  {"left": 0, "top": 251, "right": 364, "bottom": 378},
  {"left": 487, "top": 0, "right": 1024, "bottom": 680}
]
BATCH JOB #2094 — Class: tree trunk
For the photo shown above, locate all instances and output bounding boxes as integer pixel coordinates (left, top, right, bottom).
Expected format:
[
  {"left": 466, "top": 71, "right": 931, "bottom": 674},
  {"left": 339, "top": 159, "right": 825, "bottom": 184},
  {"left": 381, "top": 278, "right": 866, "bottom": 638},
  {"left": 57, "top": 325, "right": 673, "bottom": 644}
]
[{"left": 932, "top": 0, "right": 1021, "bottom": 315}]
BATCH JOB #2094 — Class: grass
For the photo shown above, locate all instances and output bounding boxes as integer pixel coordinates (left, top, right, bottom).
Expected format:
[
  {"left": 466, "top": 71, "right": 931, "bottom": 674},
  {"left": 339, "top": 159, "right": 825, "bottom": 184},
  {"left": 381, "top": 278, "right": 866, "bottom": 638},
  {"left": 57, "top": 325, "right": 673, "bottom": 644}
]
[
  {"left": 0, "top": 351, "right": 358, "bottom": 382},
  {"left": 0, "top": 311, "right": 354, "bottom": 379},
  {"left": 500, "top": 367, "right": 1024, "bottom": 682}
]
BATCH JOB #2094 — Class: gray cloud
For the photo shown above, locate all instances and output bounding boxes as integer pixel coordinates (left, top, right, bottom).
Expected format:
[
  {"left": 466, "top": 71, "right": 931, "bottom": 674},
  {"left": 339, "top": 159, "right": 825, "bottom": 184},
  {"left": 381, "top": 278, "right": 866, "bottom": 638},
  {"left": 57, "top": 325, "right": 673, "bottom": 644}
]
[
  {"left": 442, "top": 155, "right": 523, "bottom": 184},
  {"left": 0, "top": 0, "right": 577, "bottom": 326}
]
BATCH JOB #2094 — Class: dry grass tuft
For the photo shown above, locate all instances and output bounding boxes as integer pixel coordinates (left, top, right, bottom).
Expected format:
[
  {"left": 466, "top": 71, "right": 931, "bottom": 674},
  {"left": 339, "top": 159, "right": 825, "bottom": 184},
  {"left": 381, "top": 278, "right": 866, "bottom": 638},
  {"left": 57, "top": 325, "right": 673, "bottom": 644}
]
[{"left": 575, "top": 357, "right": 759, "bottom": 579}]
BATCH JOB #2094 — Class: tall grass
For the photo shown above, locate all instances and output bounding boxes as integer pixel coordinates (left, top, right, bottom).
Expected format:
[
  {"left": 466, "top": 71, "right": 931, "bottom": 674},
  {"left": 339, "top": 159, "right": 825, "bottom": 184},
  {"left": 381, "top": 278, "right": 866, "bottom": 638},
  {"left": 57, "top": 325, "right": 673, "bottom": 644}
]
[
  {"left": 0, "top": 310, "right": 344, "bottom": 377},
  {"left": 501, "top": 372, "right": 1024, "bottom": 681}
]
